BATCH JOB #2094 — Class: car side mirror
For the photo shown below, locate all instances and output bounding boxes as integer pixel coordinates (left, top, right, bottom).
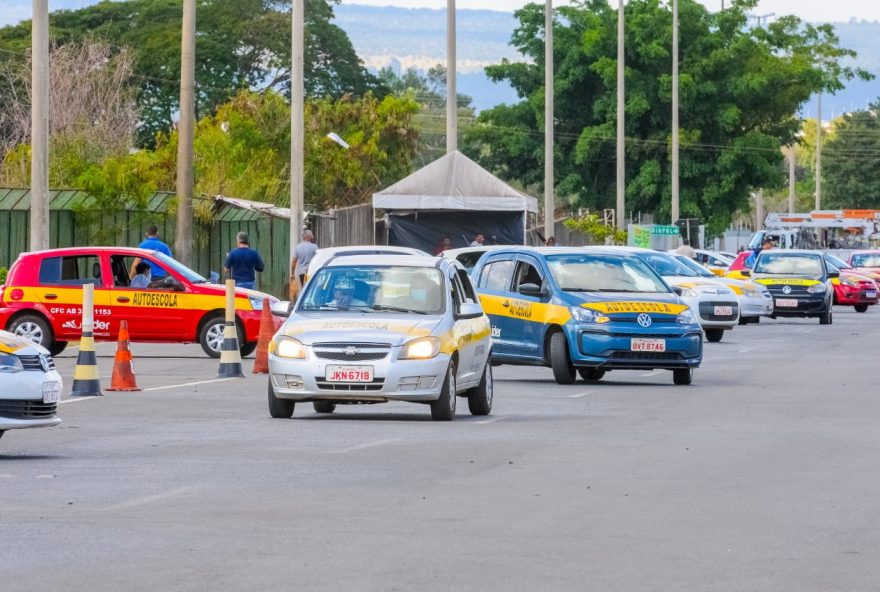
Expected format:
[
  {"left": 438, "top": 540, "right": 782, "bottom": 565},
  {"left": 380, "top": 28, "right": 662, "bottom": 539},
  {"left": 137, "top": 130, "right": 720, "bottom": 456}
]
[
  {"left": 271, "top": 300, "right": 292, "bottom": 317},
  {"left": 740, "top": 270, "right": 751, "bottom": 277},
  {"left": 828, "top": 271, "right": 839, "bottom": 279},
  {"left": 456, "top": 302, "right": 484, "bottom": 320},
  {"left": 672, "top": 286, "right": 684, "bottom": 296},
  {"left": 518, "top": 283, "right": 544, "bottom": 298}
]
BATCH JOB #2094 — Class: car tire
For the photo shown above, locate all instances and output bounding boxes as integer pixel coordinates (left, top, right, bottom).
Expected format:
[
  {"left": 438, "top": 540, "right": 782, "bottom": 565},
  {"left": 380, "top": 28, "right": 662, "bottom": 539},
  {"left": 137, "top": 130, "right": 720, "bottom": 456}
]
[
  {"left": 673, "top": 368, "right": 693, "bottom": 385},
  {"left": 8, "top": 314, "right": 54, "bottom": 350},
  {"left": 0, "top": 430, "right": 4, "bottom": 440},
  {"left": 48, "top": 341, "right": 68, "bottom": 356},
  {"left": 268, "top": 381, "right": 295, "bottom": 418},
  {"left": 705, "top": 328, "right": 724, "bottom": 343},
  {"left": 199, "top": 315, "right": 245, "bottom": 359},
  {"left": 240, "top": 341, "right": 258, "bottom": 358},
  {"left": 430, "top": 362, "right": 457, "bottom": 421},
  {"left": 313, "top": 401, "right": 336, "bottom": 414},
  {"left": 549, "top": 331, "right": 575, "bottom": 385},
  {"left": 820, "top": 309, "right": 833, "bottom": 325},
  {"left": 466, "top": 363, "right": 493, "bottom": 416},
  {"left": 578, "top": 368, "right": 606, "bottom": 382},
  {"left": 738, "top": 316, "right": 749, "bottom": 325},
  {"left": 854, "top": 304, "right": 869, "bottom": 313}
]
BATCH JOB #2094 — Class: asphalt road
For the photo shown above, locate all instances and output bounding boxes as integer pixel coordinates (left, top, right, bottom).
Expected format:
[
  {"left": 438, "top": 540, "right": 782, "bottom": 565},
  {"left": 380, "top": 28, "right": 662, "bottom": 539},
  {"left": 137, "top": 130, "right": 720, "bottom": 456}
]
[{"left": 2, "top": 309, "right": 879, "bottom": 591}]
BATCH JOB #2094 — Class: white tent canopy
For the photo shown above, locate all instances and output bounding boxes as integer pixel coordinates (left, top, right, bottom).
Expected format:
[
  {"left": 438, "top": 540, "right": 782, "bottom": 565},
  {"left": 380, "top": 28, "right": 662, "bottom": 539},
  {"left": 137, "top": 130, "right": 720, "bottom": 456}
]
[{"left": 372, "top": 150, "right": 538, "bottom": 213}]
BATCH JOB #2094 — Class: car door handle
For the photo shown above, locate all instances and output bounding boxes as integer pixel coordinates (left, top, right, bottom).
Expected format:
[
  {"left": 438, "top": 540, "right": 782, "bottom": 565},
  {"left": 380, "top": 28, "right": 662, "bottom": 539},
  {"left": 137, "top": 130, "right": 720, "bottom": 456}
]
[
  {"left": 502, "top": 300, "right": 510, "bottom": 307},
  {"left": 44, "top": 293, "right": 57, "bottom": 300},
  {"left": 116, "top": 296, "right": 130, "bottom": 303}
]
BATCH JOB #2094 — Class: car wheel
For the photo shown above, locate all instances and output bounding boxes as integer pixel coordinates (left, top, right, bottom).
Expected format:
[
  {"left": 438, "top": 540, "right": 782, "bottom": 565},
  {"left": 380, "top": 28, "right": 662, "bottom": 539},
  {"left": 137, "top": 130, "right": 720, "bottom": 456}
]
[
  {"left": 430, "top": 362, "right": 457, "bottom": 421},
  {"left": 199, "top": 315, "right": 244, "bottom": 359},
  {"left": 854, "top": 304, "right": 869, "bottom": 313},
  {"left": 268, "top": 381, "right": 295, "bottom": 418},
  {"left": 313, "top": 401, "right": 336, "bottom": 414},
  {"left": 820, "top": 309, "right": 833, "bottom": 325},
  {"left": 673, "top": 368, "right": 693, "bottom": 385},
  {"left": 705, "top": 328, "right": 724, "bottom": 343},
  {"left": 48, "top": 341, "right": 68, "bottom": 356},
  {"left": 8, "top": 314, "right": 54, "bottom": 350},
  {"left": 240, "top": 341, "right": 258, "bottom": 357},
  {"left": 738, "top": 316, "right": 749, "bottom": 325},
  {"left": 549, "top": 331, "right": 575, "bottom": 385},
  {"left": 0, "top": 430, "right": 4, "bottom": 440},
  {"left": 466, "top": 363, "right": 493, "bottom": 416},
  {"left": 578, "top": 368, "right": 605, "bottom": 382}
]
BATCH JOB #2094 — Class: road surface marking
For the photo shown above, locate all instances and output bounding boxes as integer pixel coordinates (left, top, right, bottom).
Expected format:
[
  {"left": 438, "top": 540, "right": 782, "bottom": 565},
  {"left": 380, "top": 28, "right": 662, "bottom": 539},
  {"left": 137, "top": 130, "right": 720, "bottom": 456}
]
[
  {"left": 641, "top": 370, "right": 661, "bottom": 377},
  {"left": 474, "top": 416, "right": 507, "bottom": 424},
  {"left": 109, "top": 486, "right": 198, "bottom": 510},
  {"left": 60, "top": 396, "right": 102, "bottom": 405},
  {"left": 553, "top": 391, "right": 591, "bottom": 399},
  {"left": 143, "top": 378, "right": 238, "bottom": 392},
  {"left": 333, "top": 439, "right": 401, "bottom": 454}
]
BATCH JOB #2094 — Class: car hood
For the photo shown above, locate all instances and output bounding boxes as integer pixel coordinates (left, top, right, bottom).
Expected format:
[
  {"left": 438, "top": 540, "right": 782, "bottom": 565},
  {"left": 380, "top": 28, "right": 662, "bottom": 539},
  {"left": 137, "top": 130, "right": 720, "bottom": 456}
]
[
  {"left": 0, "top": 329, "right": 46, "bottom": 356},
  {"left": 280, "top": 313, "right": 442, "bottom": 347},
  {"left": 566, "top": 291, "right": 689, "bottom": 316},
  {"left": 662, "top": 276, "right": 733, "bottom": 294},
  {"left": 195, "top": 283, "right": 276, "bottom": 302},
  {"left": 751, "top": 274, "right": 823, "bottom": 286}
]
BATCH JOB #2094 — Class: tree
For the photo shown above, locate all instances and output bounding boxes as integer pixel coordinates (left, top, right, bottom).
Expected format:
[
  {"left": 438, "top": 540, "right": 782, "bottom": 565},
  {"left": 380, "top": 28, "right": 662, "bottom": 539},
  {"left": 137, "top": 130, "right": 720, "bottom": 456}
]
[
  {"left": 0, "top": 0, "right": 382, "bottom": 146},
  {"left": 822, "top": 102, "right": 880, "bottom": 208},
  {"left": 462, "top": 0, "right": 869, "bottom": 233}
]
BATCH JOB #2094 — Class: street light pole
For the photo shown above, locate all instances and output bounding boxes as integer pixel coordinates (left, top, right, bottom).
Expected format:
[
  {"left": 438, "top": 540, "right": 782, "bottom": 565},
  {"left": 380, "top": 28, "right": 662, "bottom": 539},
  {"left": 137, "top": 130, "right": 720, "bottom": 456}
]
[
  {"left": 175, "top": 0, "right": 195, "bottom": 266},
  {"left": 446, "top": 0, "right": 457, "bottom": 153},
  {"left": 616, "top": 0, "right": 625, "bottom": 231},
  {"left": 671, "top": 0, "right": 680, "bottom": 225},
  {"left": 30, "top": 0, "right": 49, "bottom": 251},
  {"left": 290, "top": 0, "right": 305, "bottom": 264},
  {"left": 544, "top": 0, "right": 554, "bottom": 240},
  {"left": 788, "top": 146, "right": 796, "bottom": 214}
]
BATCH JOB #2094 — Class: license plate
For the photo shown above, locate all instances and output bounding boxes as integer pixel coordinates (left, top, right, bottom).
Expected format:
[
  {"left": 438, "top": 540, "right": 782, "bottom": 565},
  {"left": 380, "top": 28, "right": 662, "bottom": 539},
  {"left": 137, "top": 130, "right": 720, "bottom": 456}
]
[
  {"left": 42, "top": 381, "right": 61, "bottom": 404},
  {"left": 867, "top": 291, "right": 877, "bottom": 298},
  {"left": 631, "top": 338, "right": 666, "bottom": 352},
  {"left": 776, "top": 298, "right": 798, "bottom": 308},
  {"left": 714, "top": 306, "right": 733, "bottom": 316},
  {"left": 326, "top": 365, "right": 374, "bottom": 383}
]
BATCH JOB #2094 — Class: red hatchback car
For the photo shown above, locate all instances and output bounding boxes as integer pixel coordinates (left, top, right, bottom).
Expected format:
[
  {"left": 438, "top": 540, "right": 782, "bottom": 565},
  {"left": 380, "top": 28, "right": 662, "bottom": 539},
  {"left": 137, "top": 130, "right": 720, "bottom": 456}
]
[
  {"left": 0, "top": 247, "right": 282, "bottom": 357},
  {"left": 824, "top": 253, "right": 879, "bottom": 313}
]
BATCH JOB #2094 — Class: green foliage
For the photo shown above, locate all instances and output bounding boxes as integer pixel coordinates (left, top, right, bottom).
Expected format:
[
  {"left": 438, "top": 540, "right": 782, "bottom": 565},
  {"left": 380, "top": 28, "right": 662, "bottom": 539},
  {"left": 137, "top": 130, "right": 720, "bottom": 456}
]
[
  {"left": 0, "top": 0, "right": 382, "bottom": 146},
  {"left": 563, "top": 214, "right": 627, "bottom": 244},
  {"left": 822, "top": 103, "right": 880, "bottom": 209},
  {"left": 462, "top": 0, "right": 870, "bottom": 234},
  {"left": 0, "top": 267, "right": 7, "bottom": 284}
]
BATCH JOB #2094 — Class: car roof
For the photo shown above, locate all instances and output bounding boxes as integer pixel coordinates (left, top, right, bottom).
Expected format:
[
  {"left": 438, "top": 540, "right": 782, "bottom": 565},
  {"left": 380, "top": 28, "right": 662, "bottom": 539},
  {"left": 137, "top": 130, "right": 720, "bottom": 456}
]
[
  {"left": 486, "top": 246, "right": 645, "bottom": 258},
  {"left": 849, "top": 250, "right": 880, "bottom": 255},
  {"left": 325, "top": 255, "right": 445, "bottom": 269},
  {"left": 317, "top": 246, "right": 428, "bottom": 256},
  {"left": 757, "top": 249, "right": 822, "bottom": 256},
  {"left": 17, "top": 246, "right": 159, "bottom": 258},
  {"left": 440, "top": 245, "right": 509, "bottom": 257}
]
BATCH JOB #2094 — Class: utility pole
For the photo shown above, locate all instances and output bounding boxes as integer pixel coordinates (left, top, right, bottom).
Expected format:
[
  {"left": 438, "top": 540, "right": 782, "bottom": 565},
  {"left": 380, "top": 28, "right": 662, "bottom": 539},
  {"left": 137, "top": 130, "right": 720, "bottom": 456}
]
[
  {"left": 175, "top": 0, "right": 196, "bottom": 266},
  {"left": 290, "top": 0, "right": 304, "bottom": 264},
  {"left": 30, "top": 0, "right": 49, "bottom": 251},
  {"left": 756, "top": 188, "right": 764, "bottom": 230},
  {"left": 616, "top": 0, "right": 625, "bottom": 230},
  {"left": 815, "top": 93, "right": 822, "bottom": 211},
  {"left": 544, "top": 0, "right": 554, "bottom": 240},
  {"left": 446, "top": 0, "right": 457, "bottom": 153},
  {"left": 788, "top": 146, "right": 796, "bottom": 214},
  {"left": 671, "top": 0, "right": 680, "bottom": 225}
]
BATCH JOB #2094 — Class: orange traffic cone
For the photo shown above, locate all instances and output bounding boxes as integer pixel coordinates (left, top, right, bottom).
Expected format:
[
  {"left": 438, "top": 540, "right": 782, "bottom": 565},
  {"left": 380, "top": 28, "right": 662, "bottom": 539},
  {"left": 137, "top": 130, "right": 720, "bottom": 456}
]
[
  {"left": 106, "top": 320, "right": 141, "bottom": 391},
  {"left": 253, "top": 298, "right": 274, "bottom": 374}
]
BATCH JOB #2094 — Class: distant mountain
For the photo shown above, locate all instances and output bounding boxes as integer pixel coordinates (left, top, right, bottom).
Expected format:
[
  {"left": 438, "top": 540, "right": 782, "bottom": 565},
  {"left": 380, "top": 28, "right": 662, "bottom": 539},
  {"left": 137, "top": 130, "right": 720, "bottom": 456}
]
[{"left": 335, "top": 5, "right": 880, "bottom": 116}]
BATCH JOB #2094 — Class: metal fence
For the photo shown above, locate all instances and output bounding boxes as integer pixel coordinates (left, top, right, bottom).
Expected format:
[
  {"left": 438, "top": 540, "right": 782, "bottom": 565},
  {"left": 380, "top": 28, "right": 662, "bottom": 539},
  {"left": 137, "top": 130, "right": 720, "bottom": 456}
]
[
  {"left": 312, "top": 203, "right": 374, "bottom": 248},
  {"left": 526, "top": 218, "right": 601, "bottom": 247}
]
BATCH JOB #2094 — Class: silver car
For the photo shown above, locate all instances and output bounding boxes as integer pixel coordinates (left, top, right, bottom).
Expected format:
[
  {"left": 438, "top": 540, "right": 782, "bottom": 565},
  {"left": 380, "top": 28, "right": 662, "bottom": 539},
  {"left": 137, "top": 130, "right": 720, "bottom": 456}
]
[
  {"left": 0, "top": 330, "right": 62, "bottom": 441},
  {"left": 268, "top": 256, "right": 493, "bottom": 421}
]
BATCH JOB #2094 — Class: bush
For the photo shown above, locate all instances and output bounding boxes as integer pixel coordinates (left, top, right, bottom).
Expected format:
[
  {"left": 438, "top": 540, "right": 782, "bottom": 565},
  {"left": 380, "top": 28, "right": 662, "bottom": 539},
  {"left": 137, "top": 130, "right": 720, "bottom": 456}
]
[{"left": 0, "top": 267, "right": 7, "bottom": 284}]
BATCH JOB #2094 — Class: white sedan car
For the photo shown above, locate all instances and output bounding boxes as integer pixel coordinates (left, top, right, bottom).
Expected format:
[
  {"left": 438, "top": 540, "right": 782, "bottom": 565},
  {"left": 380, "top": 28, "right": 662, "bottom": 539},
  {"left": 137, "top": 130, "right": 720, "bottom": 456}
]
[
  {"left": 0, "top": 330, "right": 62, "bottom": 441},
  {"left": 673, "top": 254, "right": 773, "bottom": 324},
  {"left": 269, "top": 256, "right": 493, "bottom": 421},
  {"left": 304, "top": 245, "right": 429, "bottom": 284}
]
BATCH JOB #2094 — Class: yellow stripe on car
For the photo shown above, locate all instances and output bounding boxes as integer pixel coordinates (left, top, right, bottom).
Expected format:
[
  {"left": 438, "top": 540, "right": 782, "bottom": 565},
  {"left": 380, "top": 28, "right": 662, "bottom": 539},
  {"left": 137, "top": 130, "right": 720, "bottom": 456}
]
[
  {"left": 754, "top": 278, "right": 821, "bottom": 286},
  {"left": 478, "top": 294, "right": 572, "bottom": 324},
  {"left": 581, "top": 301, "right": 688, "bottom": 315}
]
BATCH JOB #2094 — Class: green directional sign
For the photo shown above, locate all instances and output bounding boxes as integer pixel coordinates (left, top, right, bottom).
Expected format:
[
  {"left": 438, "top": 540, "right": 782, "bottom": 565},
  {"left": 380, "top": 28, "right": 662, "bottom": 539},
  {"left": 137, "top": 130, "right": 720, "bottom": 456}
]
[{"left": 651, "top": 225, "right": 680, "bottom": 236}]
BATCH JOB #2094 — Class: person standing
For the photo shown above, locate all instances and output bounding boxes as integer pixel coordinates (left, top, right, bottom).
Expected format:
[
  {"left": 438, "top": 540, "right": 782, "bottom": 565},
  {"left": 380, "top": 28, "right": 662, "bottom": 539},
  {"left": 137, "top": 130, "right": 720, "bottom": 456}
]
[
  {"left": 434, "top": 236, "right": 452, "bottom": 255},
  {"left": 545, "top": 236, "right": 557, "bottom": 247},
  {"left": 224, "top": 231, "right": 264, "bottom": 290},
  {"left": 675, "top": 238, "right": 696, "bottom": 259},
  {"left": 291, "top": 230, "right": 318, "bottom": 288},
  {"left": 130, "top": 224, "right": 172, "bottom": 279},
  {"left": 469, "top": 233, "right": 485, "bottom": 247},
  {"left": 745, "top": 238, "right": 773, "bottom": 269}
]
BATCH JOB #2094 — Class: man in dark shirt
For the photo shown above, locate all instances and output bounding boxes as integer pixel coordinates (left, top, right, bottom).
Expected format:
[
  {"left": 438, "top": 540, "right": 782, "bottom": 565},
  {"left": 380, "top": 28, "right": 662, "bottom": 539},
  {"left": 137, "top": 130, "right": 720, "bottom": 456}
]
[{"left": 224, "top": 232, "right": 264, "bottom": 290}]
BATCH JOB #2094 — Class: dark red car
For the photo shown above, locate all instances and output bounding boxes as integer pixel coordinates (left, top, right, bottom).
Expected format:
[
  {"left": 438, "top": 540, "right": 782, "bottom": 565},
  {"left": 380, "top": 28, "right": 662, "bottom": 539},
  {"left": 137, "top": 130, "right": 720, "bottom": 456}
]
[{"left": 824, "top": 254, "right": 879, "bottom": 313}]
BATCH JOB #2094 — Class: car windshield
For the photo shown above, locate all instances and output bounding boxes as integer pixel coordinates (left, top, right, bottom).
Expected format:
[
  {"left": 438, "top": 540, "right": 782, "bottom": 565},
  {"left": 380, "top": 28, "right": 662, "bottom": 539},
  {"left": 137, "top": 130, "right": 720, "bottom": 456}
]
[
  {"left": 637, "top": 252, "right": 700, "bottom": 277},
  {"left": 754, "top": 253, "right": 823, "bottom": 276},
  {"left": 824, "top": 254, "right": 850, "bottom": 270},
  {"left": 299, "top": 266, "right": 445, "bottom": 314},
  {"left": 545, "top": 254, "right": 670, "bottom": 293},
  {"left": 851, "top": 253, "right": 880, "bottom": 267},
  {"left": 154, "top": 252, "right": 207, "bottom": 283},
  {"left": 675, "top": 256, "right": 715, "bottom": 277}
]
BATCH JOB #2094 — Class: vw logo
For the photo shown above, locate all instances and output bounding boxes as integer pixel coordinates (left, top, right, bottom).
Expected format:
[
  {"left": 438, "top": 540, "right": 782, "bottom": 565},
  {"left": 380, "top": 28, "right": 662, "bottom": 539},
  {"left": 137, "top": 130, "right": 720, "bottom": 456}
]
[
  {"left": 782, "top": 285, "right": 792, "bottom": 295},
  {"left": 343, "top": 346, "right": 358, "bottom": 356},
  {"left": 637, "top": 313, "right": 653, "bottom": 328}
]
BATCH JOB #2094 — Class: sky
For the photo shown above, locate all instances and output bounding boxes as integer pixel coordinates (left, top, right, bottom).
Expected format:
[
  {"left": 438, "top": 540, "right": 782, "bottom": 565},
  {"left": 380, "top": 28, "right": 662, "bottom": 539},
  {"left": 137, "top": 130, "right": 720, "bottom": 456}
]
[{"left": 0, "top": 0, "right": 879, "bottom": 26}]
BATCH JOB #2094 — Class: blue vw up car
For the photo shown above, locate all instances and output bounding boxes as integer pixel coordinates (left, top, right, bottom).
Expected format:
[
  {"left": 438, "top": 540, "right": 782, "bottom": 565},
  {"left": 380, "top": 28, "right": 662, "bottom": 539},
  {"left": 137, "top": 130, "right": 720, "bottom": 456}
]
[{"left": 471, "top": 247, "right": 703, "bottom": 385}]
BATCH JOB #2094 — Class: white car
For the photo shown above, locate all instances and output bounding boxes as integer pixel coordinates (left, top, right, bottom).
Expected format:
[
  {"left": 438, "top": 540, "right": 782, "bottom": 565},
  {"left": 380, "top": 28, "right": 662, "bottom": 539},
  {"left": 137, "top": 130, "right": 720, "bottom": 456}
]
[
  {"left": 599, "top": 247, "right": 740, "bottom": 342},
  {"left": 268, "top": 256, "right": 493, "bottom": 421},
  {"left": 673, "top": 254, "right": 773, "bottom": 324},
  {"left": 304, "top": 246, "right": 429, "bottom": 283},
  {"left": 0, "top": 330, "right": 62, "bottom": 441}
]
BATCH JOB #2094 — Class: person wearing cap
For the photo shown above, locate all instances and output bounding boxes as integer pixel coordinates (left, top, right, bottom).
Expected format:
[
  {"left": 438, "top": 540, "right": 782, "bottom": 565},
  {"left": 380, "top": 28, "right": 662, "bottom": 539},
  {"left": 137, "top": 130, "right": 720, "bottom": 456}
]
[
  {"left": 327, "top": 277, "right": 367, "bottom": 310},
  {"left": 224, "top": 231, "right": 264, "bottom": 290}
]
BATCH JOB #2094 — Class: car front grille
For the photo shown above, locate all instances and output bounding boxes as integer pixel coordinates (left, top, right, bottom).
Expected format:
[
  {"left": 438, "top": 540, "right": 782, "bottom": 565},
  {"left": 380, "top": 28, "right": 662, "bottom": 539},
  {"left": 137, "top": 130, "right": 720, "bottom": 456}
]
[
  {"left": 698, "top": 302, "right": 739, "bottom": 322},
  {"left": 314, "top": 379, "right": 385, "bottom": 392},
  {"left": 313, "top": 351, "right": 388, "bottom": 362},
  {"left": 17, "top": 354, "right": 54, "bottom": 371},
  {"left": 610, "top": 351, "right": 683, "bottom": 361},
  {"left": 311, "top": 342, "right": 391, "bottom": 362},
  {"left": 0, "top": 400, "right": 57, "bottom": 419}
]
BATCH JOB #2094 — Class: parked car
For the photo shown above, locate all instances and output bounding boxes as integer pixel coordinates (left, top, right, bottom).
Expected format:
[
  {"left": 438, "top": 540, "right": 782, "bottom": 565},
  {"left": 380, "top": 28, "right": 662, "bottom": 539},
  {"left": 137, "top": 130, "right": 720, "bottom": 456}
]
[
  {"left": 743, "top": 250, "right": 836, "bottom": 324},
  {"left": 0, "top": 329, "right": 62, "bottom": 442},
  {"left": 692, "top": 249, "right": 735, "bottom": 277},
  {"left": 0, "top": 247, "right": 281, "bottom": 358},
  {"left": 268, "top": 256, "right": 492, "bottom": 421},
  {"left": 471, "top": 247, "right": 703, "bottom": 385},
  {"left": 672, "top": 254, "right": 773, "bottom": 324},
  {"left": 822, "top": 253, "right": 879, "bottom": 313}
]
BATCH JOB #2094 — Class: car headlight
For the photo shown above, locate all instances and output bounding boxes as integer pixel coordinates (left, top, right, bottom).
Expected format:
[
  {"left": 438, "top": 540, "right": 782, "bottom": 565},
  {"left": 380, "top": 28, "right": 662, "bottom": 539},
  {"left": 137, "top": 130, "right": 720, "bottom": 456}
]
[
  {"left": 741, "top": 285, "right": 760, "bottom": 296},
  {"left": 0, "top": 353, "right": 23, "bottom": 373},
  {"left": 271, "top": 336, "right": 306, "bottom": 359},
  {"left": 676, "top": 309, "right": 697, "bottom": 325},
  {"left": 569, "top": 306, "right": 610, "bottom": 324},
  {"left": 807, "top": 283, "right": 827, "bottom": 294},
  {"left": 399, "top": 337, "right": 441, "bottom": 360},
  {"left": 678, "top": 287, "right": 698, "bottom": 298},
  {"left": 842, "top": 277, "right": 861, "bottom": 288}
]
